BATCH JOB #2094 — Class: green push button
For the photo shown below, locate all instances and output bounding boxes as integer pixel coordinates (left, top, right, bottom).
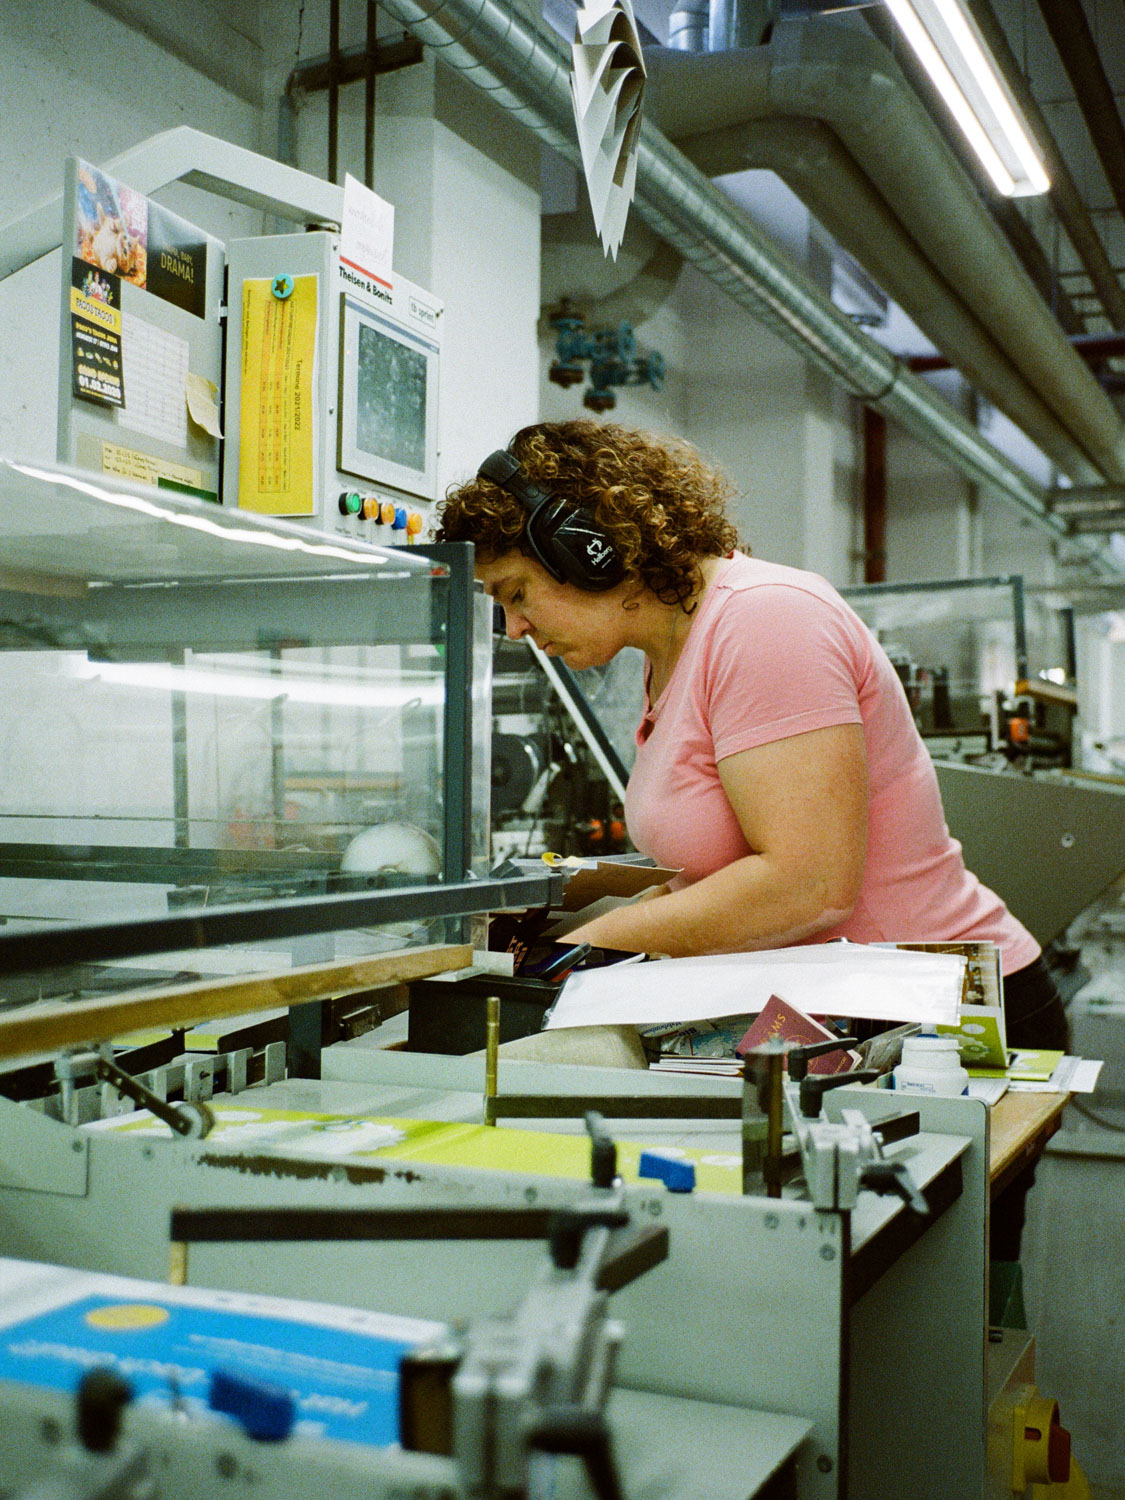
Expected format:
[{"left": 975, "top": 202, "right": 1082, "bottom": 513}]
[{"left": 338, "top": 491, "right": 362, "bottom": 516}]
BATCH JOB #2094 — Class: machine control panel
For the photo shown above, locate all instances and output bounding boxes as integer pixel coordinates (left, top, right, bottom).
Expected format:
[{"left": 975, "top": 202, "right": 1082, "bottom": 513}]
[{"left": 223, "top": 232, "right": 443, "bottom": 546}]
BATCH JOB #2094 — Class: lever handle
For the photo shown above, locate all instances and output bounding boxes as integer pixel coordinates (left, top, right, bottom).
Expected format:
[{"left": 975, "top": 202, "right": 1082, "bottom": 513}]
[
  {"left": 787, "top": 1036, "right": 859, "bottom": 1083},
  {"left": 585, "top": 1110, "right": 618, "bottom": 1190},
  {"left": 859, "top": 1159, "right": 930, "bottom": 1216},
  {"left": 798, "top": 1069, "right": 878, "bottom": 1118},
  {"left": 549, "top": 1208, "right": 629, "bottom": 1270}
]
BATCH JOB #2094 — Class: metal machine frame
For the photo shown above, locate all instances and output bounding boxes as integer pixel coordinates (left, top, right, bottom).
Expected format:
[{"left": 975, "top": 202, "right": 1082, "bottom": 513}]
[{"left": 0, "top": 1041, "right": 990, "bottom": 1500}]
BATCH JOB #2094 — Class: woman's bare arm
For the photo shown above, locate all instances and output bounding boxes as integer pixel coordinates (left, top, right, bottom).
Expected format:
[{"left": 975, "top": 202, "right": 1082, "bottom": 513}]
[{"left": 564, "top": 723, "right": 869, "bottom": 956}]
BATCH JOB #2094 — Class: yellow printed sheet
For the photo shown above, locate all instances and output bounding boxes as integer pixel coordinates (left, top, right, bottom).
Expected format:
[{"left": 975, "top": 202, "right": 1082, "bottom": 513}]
[
  {"left": 238, "top": 276, "right": 317, "bottom": 515},
  {"left": 90, "top": 1106, "right": 745, "bottom": 1195}
]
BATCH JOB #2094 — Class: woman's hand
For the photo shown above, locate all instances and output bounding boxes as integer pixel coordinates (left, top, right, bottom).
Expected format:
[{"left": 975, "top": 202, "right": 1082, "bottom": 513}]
[{"left": 561, "top": 723, "right": 869, "bottom": 957}]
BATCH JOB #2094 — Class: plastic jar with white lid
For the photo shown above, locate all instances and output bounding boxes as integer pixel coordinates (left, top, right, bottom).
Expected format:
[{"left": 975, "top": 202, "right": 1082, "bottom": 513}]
[{"left": 892, "top": 1035, "right": 969, "bottom": 1097}]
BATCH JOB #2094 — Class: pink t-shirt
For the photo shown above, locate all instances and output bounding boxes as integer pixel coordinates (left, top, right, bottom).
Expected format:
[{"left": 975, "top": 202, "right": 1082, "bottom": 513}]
[{"left": 625, "top": 553, "right": 1038, "bottom": 975}]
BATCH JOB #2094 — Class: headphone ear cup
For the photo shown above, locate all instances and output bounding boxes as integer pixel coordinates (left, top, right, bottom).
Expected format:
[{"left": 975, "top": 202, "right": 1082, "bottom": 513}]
[{"left": 530, "top": 498, "right": 625, "bottom": 591}]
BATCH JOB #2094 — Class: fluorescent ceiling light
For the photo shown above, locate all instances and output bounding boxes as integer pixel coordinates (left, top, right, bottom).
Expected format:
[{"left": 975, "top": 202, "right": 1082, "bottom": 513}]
[{"left": 884, "top": 0, "right": 1049, "bottom": 197}]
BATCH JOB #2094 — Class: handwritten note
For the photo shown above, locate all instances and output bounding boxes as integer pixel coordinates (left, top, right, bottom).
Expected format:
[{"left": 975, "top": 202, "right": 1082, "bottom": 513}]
[{"left": 341, "top": 174, "right": 395, "bottom": 288}]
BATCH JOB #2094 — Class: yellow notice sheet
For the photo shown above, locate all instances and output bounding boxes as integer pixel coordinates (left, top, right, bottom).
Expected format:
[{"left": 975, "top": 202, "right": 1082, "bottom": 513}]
[{"left": 238, "top": 275, "right": 317, "bottom": 515}]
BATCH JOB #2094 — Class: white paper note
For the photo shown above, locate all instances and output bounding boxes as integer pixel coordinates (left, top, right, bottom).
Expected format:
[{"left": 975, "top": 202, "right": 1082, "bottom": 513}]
[
  {"left": 118, "top": 313, "right": 189, "bottom": 449},
  {"left": 341, "top": 173, "right": 395, "bottom": 287},
  {"left": 1008, "top": 1055, "right": 1106, "bottom": 1094},
  {"left": 545, "top": 944, "right": 966, "bottom": 1030}
]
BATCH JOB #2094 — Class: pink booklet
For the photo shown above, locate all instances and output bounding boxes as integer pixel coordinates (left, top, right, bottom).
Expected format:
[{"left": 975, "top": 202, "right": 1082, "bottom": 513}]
[{"left": 736, "top": 994, "right": 860, "bottom": 1075}]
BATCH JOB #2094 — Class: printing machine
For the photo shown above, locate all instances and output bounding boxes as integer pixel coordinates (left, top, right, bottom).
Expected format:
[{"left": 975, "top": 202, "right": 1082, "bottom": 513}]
[
  {"left": 0, "top": 463, "right": 1025, "bottom": 1499},
  {"left": 0, "top": 1029, "right": 997, "bottom": 1500}
]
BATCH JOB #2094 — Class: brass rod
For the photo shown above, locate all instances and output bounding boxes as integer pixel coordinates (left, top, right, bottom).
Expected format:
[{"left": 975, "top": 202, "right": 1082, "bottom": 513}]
[
  {"left": 169, "top": 1241, "right": 188, "bottom": 1287},
  {"left": 484, "top": 994, "right": 500, "bottom": 1125}
]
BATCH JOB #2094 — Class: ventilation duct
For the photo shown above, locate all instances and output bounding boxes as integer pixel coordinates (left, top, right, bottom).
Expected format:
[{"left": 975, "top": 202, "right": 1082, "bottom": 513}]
[
  {"left": 671, "top": 112, "right": 1102, "bottom": 483},
  {"left": 642, "top": 21, "right": 1125, "bottom": 485},
  {"left": 668, "top": 0, "right": 709, "bottom": 52},
  {"left": 541, "top": 207, "right": 684, "bottom": 331}
]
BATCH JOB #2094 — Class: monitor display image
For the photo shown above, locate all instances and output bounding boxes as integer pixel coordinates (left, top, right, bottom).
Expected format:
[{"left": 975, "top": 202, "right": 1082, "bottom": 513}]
[
  {"left": 338, "top": 295, "right": 439, "bottom": 499},
  {"left": 355, "top": 320, "right": 427, "bottom": 472}
]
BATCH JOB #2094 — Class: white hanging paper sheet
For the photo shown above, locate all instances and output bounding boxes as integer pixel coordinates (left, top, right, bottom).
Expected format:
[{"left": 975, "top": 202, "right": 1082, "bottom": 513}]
[
  {"left": 340, "top": 173, "right": 395, "bottom": 287},
  {"left": 570, "top": 0, "right": 647, "bottom": 258},
  {"left": 545, "top": 944, "right": 966, "bottom": 1030}
]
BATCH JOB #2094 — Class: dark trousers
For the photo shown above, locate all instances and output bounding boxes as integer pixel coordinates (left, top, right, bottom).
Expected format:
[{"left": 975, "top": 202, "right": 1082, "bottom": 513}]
[
  {"left": 991, "top": 955, "right": 1070, "bottom": 1263},
  {"left": 1003, "top": 955, "right": 1071, "bottom": 1051}
]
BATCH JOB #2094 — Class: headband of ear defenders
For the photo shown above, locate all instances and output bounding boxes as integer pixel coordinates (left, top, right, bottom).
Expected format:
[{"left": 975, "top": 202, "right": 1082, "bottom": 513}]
[{"left": 476, "top": 448, "right": 625, "bottom": 591}]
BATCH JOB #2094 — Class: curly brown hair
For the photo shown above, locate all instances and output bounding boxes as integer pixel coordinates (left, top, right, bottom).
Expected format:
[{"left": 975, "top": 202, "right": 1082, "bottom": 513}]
[{"left": 435, "top": 420, "right": 742, "bottom": 607}]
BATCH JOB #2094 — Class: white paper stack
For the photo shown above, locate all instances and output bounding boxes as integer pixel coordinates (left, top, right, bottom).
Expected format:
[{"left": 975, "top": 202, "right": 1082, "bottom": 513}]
[
  {"left": 570, "top": 0, "right": 647, "bottom": 259},
  {"left": 545, "top": 944, "right": 967, "bottom": 1030}
]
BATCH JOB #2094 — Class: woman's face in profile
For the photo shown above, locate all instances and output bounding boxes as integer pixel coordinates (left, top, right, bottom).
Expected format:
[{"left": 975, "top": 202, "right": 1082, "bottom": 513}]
[{"left": 476, "top": 551, "right": 635, "bottom": 671}]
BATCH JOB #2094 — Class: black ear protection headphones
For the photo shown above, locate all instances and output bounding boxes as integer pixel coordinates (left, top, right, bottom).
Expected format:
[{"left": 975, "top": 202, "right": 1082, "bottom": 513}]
[{"left": 476, "top": 448, "right": 625, "bottom": 592}]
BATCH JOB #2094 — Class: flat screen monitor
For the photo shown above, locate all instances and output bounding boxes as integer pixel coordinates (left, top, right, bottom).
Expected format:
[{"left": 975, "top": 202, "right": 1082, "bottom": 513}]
[{"left": 337, "top": 293, "right": 440, "bottom": 500}]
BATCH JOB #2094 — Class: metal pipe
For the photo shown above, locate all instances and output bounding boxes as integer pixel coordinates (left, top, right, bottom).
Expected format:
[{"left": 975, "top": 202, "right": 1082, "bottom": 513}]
[
  {"left": 328, "top": 0, "right": 341, "bottom": 185},
  {"left": 678, "top": 114, "right": 1100, "bottom": 482},
  {"left": 668, "top": 0, "right": 709, "bottom": 51},
  {"left": 542, "top": 210, "right": 684, "bottom": 327},
  {"left": 990, "top": 198, "right": 1085, "bottom": 337},
  {"left": 709, "top": 0, "right": 771, "bottom": 50},
  {"left": 365, "top": 1, "right": 378, "bottom": 189},
  {"left": 861, "top": 8, "right": 1088, "bottom": 335},
  {"left": 862, "top": 406, "right": 887, "bottom": 584},
  {"left": 643, "top": 28, "right": 1125, "bottom": 483},
  {"left": 372, "top": 0, "right": 1119, "bottom": 572},
  {"left": 1050, "top": 486, "right": 1125, "bottom": 516},
  {"left": 1035, "top": 0, "right": 1125, "bottom": 235}
]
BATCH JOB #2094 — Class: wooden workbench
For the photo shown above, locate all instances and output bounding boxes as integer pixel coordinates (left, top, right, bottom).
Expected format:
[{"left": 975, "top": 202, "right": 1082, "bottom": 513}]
[{"left": 989, "top": 1089, "right": 1070, "bottom": 1197}]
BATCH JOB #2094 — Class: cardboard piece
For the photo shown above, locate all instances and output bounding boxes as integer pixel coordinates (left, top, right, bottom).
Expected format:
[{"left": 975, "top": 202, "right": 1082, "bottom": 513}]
[{"left": 557, "top": 859, "right": 679, "bottom": 911}]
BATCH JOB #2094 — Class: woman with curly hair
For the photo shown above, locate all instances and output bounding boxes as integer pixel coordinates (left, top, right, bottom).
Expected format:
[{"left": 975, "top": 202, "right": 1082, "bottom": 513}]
[{"left": 436, "top": 420, "right": 1067, "bottom": 1069}]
